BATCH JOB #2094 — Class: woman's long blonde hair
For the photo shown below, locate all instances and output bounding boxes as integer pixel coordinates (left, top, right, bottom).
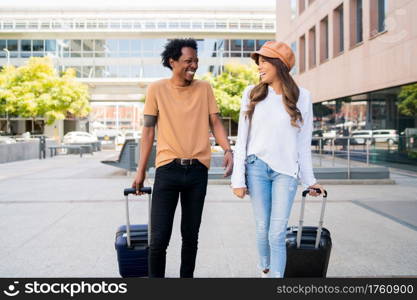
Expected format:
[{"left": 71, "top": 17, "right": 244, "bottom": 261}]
[{"left": 246, "top": 55, "right": 302, "bottom": 128}]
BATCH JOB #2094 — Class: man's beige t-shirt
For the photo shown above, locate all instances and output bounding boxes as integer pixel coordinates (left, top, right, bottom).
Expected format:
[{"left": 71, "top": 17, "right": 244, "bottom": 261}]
[{"left": 143, "top": 79, "right": 219, "bottom": 169}]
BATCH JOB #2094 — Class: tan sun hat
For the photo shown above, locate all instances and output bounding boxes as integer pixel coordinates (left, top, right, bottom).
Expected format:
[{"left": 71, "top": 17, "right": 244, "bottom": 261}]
[{"left": 251, "top": 40, "right": 295, "bottom": 70}]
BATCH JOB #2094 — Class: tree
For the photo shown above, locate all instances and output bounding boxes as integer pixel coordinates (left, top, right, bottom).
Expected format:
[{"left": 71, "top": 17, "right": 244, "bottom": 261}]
[
  {"left": 398, "top": 83, "right": 417, "bottom": 117},
  {"left": 0, "top": 57, "right": 91, "bottom": 133},
  {"left": 0, "top": 65, "right": 18, "bottom": 134},
  {"left": 202, "top": 62, "right": 259, "bottom": 122}
]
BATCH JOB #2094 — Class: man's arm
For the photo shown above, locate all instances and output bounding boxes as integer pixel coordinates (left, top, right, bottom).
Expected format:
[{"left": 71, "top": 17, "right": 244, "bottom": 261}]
[
  {"left": 209, "top": 113, "right": 233, "bottom": 177},
  {"left": 132, "top": 115, "right": 156, "bottom": 194}
]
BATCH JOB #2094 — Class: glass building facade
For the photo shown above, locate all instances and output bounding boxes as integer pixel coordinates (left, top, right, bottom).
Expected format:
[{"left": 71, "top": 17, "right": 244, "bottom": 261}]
[
  {"left": 0, "top": 38, "right": 267, "bottom": 78},
  {"left": 313, "top": 82, "right": 417, "bottom": 167}
]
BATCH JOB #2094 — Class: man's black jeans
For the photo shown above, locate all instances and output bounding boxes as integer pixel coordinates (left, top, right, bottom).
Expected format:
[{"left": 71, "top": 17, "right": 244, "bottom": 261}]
[{"left": 149, "top": 159, "right": 208, "bottom": 278}]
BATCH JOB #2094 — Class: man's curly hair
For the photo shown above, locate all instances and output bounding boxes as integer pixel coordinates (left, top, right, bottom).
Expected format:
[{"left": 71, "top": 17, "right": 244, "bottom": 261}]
[{"left": 161, "top": 39, "right": 198, "bottom": 70}]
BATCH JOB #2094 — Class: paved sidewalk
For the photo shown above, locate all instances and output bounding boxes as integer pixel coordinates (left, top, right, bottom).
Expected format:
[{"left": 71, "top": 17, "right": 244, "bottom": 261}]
[{"left": 0, "top": 151, "right": 416, "bottom": 277}]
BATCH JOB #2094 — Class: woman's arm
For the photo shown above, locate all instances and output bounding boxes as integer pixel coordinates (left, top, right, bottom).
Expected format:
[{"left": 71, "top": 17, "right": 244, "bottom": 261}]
[
  {"left": 297, "top": 90, "right": 317, "bottom": 188},
  {"left": 231, "top": 86, "right": 252, "bottom": 188}
]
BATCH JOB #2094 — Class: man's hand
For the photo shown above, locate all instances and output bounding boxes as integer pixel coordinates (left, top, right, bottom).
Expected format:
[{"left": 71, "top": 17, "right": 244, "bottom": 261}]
[
  {"left": 233, "top": 187, "right": 247, "bottom": 199},
  {"left": 132, "top": 171, "right": 146, "bottom": 195},
  {"left": 223, "top": 150, "right": 233, "bottom": 177}
]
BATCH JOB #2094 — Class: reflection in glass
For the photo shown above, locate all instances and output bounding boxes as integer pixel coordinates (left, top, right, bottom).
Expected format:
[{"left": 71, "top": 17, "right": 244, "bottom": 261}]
[
  {"left": 45, "top": 40, "right": 56, "bottom": 52},
  {"left": 21, "top": 40, "right": 31, "bottom": 51},
  {"left": 70, "top": 40, "right": 82, "bottom": 52},
  {"left": 243, "top": 39, "right": 255, "bottom": 52},
  {"left": 32, "top": 40, "right": 44, "bottom": 51},
  {"left": 83, "top": 40, "right": 94, "bottom": 52}
]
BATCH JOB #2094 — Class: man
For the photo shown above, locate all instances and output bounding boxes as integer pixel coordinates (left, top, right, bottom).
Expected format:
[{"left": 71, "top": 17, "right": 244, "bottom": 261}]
[{"left": 132, "top": 38, "right": 233, "bottom": 278}]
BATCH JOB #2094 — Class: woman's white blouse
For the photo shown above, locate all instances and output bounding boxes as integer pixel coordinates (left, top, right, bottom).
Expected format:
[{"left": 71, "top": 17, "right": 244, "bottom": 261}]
[{"left": 231, "top": 85, "right": 317, "bottom": 188}]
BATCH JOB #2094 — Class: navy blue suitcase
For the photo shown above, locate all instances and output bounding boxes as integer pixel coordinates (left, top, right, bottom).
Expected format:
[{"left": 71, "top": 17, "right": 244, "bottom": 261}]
[
  {"left": 115, "top": 187, "right": 151, "bottom": 278},
  {"left": 284, "top": 189, "right": 332, "bottom": 277}
]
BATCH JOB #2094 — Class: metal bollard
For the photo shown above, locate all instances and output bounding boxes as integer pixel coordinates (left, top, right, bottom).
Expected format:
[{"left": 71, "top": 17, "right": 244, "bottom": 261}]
[
  {"left": 347, "top": 137, "right": 351, "bottom": 179},
  {"left": 319, "top": 138, "right": 323, "bottom": 167}
]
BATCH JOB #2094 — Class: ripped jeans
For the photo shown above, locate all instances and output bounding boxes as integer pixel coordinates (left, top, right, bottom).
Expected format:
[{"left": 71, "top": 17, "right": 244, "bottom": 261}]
[{"left": 246, "top": 154, "right": 298, "bottom": 278}]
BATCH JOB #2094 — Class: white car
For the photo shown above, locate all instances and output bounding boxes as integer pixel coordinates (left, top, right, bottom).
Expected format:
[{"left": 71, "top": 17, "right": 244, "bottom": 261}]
[
  {"left": 63, "top": 131, "right": 98, "bottom": 144},
  {"left": 351, "top": 130, "right": 373, "bottom": 145},
  {"left": 372, "top": 129, "right": 398, "bottom": 145},
  {"left": 124, "top": 131, "right": 141, "bottom": 140}
]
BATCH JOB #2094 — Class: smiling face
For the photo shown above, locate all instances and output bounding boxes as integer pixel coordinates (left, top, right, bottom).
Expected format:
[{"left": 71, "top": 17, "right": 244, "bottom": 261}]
[
  {"left": 258, "top": 55, "right": 279, "bottom": 85},
  {"left": 170, "top": 47, "right": 198, "bottom": 84}
]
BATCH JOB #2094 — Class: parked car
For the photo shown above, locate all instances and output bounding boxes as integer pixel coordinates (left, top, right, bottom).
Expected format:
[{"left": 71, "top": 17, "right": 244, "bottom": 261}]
[
  {"left": 351, "top": 130, "right": 373, "bottom": 145},
  {"left": 94, "top": 129, "right": 121, "bottom": 149},
  {"left": 123, "top": 130, "right": 141, "bottom": 140},
  {"left": 372, "top": 129, "right": 398, "bottom": 145},
  {"left": 311, "top": 129, "right": 323, "bottom": 146},
  {"left": 63, "top": 131, "right": 98, "bottom": 144}
]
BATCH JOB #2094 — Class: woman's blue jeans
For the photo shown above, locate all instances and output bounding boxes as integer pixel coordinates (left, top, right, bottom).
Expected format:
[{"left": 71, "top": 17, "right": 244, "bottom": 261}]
[{"left": 246, "top": 154, "right": 298, "bottom": 278}]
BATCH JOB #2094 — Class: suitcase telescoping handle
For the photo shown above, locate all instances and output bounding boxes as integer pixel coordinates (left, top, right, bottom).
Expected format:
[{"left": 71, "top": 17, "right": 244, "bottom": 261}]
[
  {"left": 297, "top": 188, "right": 328, "bottom": 249},
  {"left": 123, "top": 187, "right": 152, "bottom": 248},
  {"left": 124, "top": 187, "right": 152, "bottom": 196}
]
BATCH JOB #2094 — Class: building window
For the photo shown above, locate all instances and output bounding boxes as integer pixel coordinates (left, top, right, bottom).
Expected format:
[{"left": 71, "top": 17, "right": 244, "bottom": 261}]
[
  {"left": 308, "top": 0, "right": 315, "bottom": 5},
  {"left": 291, "top": 0, "right": 297, "bottom": 20},
  {"left": 45, "top": 40, "right": 56, "bottom": 52},
  {"left": 32, "top": 40, "right": 44, "bottom": 57},
  {"left": 230, "top": 39, "right": 242, "bottom": 57},
  {"left": 299, "top": 35, "right": 306, "bottom": 73},
  {"left": 243, "top": 39, "right": 255, "bottom": 57},
  {"left": 70, "top": 40, "right": 82, "bottom": 58},
  {"left": 119, "top": 40, "right": 130, "bottom": 57},
  {"left": 308, "top": 26, "right": 316, "bottom": 69},
  {"left": 290, "top": 41, "right": 297, "bottom": 75},
  {"left": 350, "top": 0, "right": 363, "bottom": 47},
  {"left": 333, "top": 4, "right": 344, "bottom": 55},
  {"left": 298, "top": 0, "right": 306, "bottom": 15},
  {"left": 370, "top": 0, "right": 387, "bottom": 36},
  {"left": 21, "top": 40, "right": 31, "bottom": 58},
  {"left": 1, "top": 40, "right": 19, "bottom": 58},
  {"left": 0, "top": 40, "right": 6, "bottom": 58},
  {"left": 255, "top": 40, "right": 267, "bottom": 50},
  {"left": 377, "top": 0, "right": 387, "bottom": 32},
  {"left": 320, "top": 16, "right": 329, "bottom": 63}
]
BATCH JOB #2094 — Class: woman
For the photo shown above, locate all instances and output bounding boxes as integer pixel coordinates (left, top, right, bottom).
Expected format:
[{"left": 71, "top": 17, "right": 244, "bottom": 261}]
[{"left": 231, "top": 41, "right": 325, "bottom": 278}]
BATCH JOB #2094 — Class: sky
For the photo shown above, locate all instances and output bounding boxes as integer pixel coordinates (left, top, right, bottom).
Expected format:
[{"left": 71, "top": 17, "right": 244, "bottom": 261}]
[{"left": 0, "top": 0, "right": 276, "bottom": 9}]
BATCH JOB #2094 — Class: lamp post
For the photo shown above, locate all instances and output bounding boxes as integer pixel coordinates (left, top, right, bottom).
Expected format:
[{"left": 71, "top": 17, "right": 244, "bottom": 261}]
[{"left": 3, "top": 48, "right": 10, "bottom": 65}]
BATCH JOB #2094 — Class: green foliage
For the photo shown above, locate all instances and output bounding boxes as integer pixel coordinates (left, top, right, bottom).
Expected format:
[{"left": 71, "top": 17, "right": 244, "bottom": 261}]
[
  {"left": 407, "top": 150, "right": 417, "bottom": 159},
  {"left": 398, "top": 83, "right": 417, "bottom": 117},
  {"left": 0, "top": 65, "right": 18, "bottom": 118},
  {"left": 0, "top": 57, "right": 91, "bottom": 131},
  {"left": 202, "top": 62, "right": 259, "bottom": 122}
]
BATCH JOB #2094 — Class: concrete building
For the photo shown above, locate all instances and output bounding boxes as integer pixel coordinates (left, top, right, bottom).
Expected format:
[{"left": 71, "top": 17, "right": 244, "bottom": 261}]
[
  {"left": 0, "top": 1, "right": 275, "bottom": 138},
  {"left": 276, "top": 0, "right": 417, "bottom": 166}
]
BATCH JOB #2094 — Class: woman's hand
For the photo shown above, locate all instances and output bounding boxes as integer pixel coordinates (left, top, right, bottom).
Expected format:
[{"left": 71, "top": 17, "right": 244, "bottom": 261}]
[
  {"left": 307, "top": 183, "right": 325, "bottom": 197},
  {"left": 233, "top": 187, "right": 247, "bottom": 199}
]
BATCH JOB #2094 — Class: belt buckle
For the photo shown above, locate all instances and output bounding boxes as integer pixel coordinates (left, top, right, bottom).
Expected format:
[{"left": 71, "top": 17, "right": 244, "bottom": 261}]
[{"left": 180, "top": 158, "right": 189, "bottom": 165}]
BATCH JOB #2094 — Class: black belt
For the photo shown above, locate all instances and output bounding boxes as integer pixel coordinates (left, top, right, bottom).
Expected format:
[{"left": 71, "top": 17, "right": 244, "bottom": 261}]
[{"left": 173, "top": 158, "right": 199, "bottom": 166}]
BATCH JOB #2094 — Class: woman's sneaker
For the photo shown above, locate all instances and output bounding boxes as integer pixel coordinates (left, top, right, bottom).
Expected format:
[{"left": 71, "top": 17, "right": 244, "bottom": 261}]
[{"left": 261, "top": 270, "right": 270, "bottom": 278}]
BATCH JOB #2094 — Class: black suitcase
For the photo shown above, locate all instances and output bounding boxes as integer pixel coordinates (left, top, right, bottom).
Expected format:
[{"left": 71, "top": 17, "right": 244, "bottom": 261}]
[
  {"left": 115, "top": 187, "right": 152, "bottom": 278},
  {"left": 284, "top": 188, "right": 332, "bottom": 277}
]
